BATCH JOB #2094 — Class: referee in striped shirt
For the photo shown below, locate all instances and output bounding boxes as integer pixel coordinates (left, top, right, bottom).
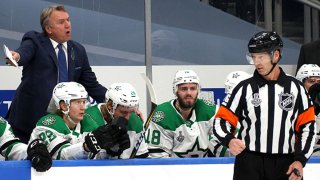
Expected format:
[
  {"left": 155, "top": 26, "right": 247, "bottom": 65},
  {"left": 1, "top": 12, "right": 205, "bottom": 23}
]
[{"left": 213, "top": 31, "right": 316, "bottom": 180}]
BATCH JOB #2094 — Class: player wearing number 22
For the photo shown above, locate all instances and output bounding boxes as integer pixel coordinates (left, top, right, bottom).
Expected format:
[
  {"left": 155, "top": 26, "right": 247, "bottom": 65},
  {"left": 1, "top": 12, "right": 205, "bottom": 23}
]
[
  {"left": 29, "top": 82, "right": 128, "bottom": 160},
  {"left": 146, "top": 70, "right": 223, "bottom": 158}
]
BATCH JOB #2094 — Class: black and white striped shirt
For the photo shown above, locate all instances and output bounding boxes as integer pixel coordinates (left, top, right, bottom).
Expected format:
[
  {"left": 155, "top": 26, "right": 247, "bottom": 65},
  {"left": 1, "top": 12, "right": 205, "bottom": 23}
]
[{"left": 213, "top": 68, "right": 316, "bottom": 165}]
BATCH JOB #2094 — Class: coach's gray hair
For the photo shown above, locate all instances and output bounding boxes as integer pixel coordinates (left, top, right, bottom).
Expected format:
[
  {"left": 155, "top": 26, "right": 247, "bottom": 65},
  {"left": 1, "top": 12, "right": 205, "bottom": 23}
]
[{"left": 40, "top": 5, "right": 67, "bottom": 34}]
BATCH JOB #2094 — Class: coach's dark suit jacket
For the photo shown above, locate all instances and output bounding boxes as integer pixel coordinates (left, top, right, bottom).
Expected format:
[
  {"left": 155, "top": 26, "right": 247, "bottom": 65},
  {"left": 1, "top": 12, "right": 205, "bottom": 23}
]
[
  {"left": 296, "top": 40, "right": 320, "bottom": 74},
  {"left": 6, "top": 31, "right": 107, "bottom": 135}
]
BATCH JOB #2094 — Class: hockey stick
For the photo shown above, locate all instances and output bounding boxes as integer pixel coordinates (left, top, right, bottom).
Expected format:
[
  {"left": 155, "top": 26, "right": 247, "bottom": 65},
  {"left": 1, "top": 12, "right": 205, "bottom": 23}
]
[{"left": 129, "top": 73, "right": 158, "bottom": 158}]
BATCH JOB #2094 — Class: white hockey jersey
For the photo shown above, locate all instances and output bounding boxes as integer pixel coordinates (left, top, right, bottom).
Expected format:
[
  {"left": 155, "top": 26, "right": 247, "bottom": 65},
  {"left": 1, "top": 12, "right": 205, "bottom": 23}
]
[
  {"left": 313, "top": 113, "right": 320, "bottom": 156},
  {"left": 0, "top": 117, "right": 27, "bottom": 160},
  {"left": 29, "top": 113, "right": 98, "bottom": 160},
  {"left": 84, "top": 104, "right": 148, "bottom": 159},
  {"left": 146, "top": 99, "right": 222, "bottom": 158}
]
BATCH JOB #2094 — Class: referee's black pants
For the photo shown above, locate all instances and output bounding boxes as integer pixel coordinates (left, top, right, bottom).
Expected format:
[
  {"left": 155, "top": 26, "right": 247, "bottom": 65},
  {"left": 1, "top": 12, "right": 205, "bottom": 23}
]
[{"left": 233, "top": 150, "right": 298, "bottom": 180}]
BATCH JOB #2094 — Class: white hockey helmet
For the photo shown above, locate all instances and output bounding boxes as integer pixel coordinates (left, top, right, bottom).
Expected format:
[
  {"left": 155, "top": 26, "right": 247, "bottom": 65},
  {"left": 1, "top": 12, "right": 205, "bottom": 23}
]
[
  {"left": 296, "top": 64, "right": 320, "bottom": 82},
  {"left": 225, "top": 71, "right": 251, "bottom": 94},
  {"left": 106, "top": 82, "right": 139, "bottom": 110},
  {"left": 52, "top": 82, "right": 88, "bottom": 109},
  {"left": 173, "top": 70, "right": 200, "bottom": 95}
]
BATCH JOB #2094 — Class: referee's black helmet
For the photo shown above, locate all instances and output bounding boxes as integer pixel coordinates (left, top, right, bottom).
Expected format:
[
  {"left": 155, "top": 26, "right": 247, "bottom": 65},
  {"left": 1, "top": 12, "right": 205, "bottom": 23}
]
[{"left": 248, "top": 31, "right": 283, "bottom": 54}]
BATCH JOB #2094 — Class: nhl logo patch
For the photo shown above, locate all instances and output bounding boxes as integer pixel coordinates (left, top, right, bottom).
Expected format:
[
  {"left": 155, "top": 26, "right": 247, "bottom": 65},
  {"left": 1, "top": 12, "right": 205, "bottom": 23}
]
[
  {"left": 42, "top": 116, "right": 56, "bottom": 126},
  {"left": 151, "top": 111, "right": 165, "bottom": 123},
  {"left": 278, "top": 92, "right": 295, "bottom": 111}
]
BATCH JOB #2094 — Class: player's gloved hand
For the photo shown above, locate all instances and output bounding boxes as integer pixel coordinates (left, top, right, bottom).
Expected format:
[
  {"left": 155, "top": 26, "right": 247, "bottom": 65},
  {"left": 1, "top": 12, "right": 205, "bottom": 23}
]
[
  {"left": 106, "top": 132, "right": 130, "bottom": 156},
  {"left": 111, "top": 116, "right": 128, "bottom": 133},
  {"left": 112, "top": 116, "right": 130, "bottom": 152},
  {"left": 27, "top": 139, "right": 52, "bottom": 172},
  {"left": 105, "top": 116, "right": 130, "bottom": 156},
  {"left": 84, "top": 132, "right": 102, "bottom": 154},
  {"left": 118, "top": 132, "right": 130, "bottom": 152},
  {"left": 85, "top": 124, "right": 122, "bottom": 154},
  {"left": 309, "top": 83, "right": 320, "bottom": 114}
]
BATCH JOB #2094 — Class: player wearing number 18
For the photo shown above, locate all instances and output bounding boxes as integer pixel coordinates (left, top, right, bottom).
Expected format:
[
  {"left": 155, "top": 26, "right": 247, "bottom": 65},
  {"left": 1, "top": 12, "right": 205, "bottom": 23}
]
[{"left": 146, "top": 70, "right": 222, "bottom": 158}]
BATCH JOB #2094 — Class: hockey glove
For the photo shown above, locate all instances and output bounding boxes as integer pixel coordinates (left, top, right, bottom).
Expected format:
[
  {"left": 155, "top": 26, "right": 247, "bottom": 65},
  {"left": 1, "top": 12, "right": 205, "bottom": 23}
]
[
  {"left": 118, "top": 132, "right": 130, "bottom": 153},
  {"left": 104, "top": 117, "right": 130, "bottom": 156},
  {"left": 111, "top": 116, "right": 128, "bottom": 132},
  {"left": 84, "top": 132, "right": 102, "bottom": 154},
  {"left": 27, "top": 139, "right": 52, "bottom": 172},
  {"left": 106, "top": 132, "right": 130, "bottom": 156},
  {"left": 85, "top": 124, "right": 122, "bottom": 153},
  {"left": 113, "top": 116, "right": 130, "bottom": 151}
]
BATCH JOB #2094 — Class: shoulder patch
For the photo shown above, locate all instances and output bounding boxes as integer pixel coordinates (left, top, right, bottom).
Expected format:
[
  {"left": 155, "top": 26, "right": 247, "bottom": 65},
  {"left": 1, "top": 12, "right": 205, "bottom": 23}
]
[
  {"left": 0, "top": 117, "right": 6, "bottom": 124},
  {"left": 42, "top": 116, "right": 57, "bottom": 126},
  {"left": 202, "top": 99, "right": 214, "bottom": 106},
  {"left": 151, "top": 111, "right": 165, "bottom": 123}
]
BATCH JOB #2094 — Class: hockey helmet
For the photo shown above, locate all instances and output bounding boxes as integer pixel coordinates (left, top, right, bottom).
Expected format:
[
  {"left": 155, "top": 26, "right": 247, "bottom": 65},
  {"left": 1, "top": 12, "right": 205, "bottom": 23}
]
[
  {"left": 247, "top": 31, "right": 283, "bottom": 64},
  {"left": 296, "top": 64, "right": 320, "bottom": 82},
  {"left": 106, "top": 82, "right": 139, "bottom": 110},
  {"left": 225, "top": 71, "right": 251, "bottom": 94},
  {"left": 173, "top": 70, "right": 200, "bottom": 95},
  {"left": 248, "top": 31, "right": 283, "bottom": 53},
  {"left": 52, "top": 82, "right": 88, "bottom": 109}
]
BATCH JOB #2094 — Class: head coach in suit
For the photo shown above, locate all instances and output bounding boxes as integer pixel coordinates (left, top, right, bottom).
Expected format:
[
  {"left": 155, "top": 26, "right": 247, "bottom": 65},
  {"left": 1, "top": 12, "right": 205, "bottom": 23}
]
[{"left": 5, "top": 5, "right": 107, "bottom": 143}]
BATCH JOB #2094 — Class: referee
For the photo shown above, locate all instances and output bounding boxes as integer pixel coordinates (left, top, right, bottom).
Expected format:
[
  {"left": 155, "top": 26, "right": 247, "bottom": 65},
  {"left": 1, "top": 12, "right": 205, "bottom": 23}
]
[{"left": 213, "top": 31, "right": 316, "bottom": 180}]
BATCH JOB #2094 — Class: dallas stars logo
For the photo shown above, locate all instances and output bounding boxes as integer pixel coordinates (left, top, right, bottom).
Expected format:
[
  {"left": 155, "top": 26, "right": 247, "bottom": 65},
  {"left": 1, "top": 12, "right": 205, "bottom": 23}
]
[
  {"left": 42, "top": 116, "right": 56, "bottom": 126},
  {"left": 0, "top": 117, "right": 6, "bottom": 124},
  {"left": 232, "top": 73, "right": 240, "bottom": 79},
  {"left": 56, "top": 83, "right": 66, "bottom": 89},
  {"left": 114, "top": 86, "right": 121, "bottom": 91},
  {"left": 174, "top": 137, "right": 208, "bottom": 158},
  {"left": 151, "top": 111, "right": 165, "bottom": 123}
]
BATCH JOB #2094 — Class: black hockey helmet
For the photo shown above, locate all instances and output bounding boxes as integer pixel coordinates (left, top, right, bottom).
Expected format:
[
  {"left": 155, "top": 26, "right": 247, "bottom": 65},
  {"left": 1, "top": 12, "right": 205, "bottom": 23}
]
[{"left": 248, "top": 31, "right": 283, "bottom": 53}]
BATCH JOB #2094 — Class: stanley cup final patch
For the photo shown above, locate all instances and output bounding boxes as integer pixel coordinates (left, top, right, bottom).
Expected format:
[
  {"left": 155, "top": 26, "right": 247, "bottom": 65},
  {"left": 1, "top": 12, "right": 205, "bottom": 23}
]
[
  {"left": 278, "top": 92, "right": 295, "bottom": 111},
  {"left": 251, "top": 93, "right": 262, "bottom": 107},
  {"left": 176, "top": 131, "right": 185, "bottom": 143}
]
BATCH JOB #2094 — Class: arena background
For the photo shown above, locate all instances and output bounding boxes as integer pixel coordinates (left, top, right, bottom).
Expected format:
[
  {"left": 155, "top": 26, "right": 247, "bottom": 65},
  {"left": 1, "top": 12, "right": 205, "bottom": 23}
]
[
  {"left": 0, "top": 0, "right": 300, "bottom": 117},
  {"left": 0, "top": 0, "right": 318, "bottom": 179}
]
